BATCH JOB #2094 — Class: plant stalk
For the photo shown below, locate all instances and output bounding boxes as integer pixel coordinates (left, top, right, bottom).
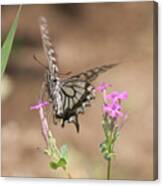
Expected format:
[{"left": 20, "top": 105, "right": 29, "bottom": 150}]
[
  {"left": 107, "top": 158, "right": 112, "bottom": 180},
  {"left": 64, "top": 169, "right": 72, "bottom": 179}
]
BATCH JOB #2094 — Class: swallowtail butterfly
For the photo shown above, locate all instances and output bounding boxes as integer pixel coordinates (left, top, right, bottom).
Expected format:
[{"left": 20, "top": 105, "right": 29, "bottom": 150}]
[{"left": 39, "top": 17, "right": 118, "bottom": 132}]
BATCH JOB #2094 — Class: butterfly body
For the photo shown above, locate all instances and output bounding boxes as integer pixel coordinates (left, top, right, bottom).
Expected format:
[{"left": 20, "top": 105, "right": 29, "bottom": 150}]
[{"left": 39, "top": 16, "right": 118, "bottom": 132}]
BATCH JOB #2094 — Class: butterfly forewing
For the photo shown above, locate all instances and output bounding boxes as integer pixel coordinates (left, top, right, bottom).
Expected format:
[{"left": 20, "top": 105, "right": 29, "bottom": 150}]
[
  {"left": 71, "top": 64, "right": 119, "bottom": 82},
  {"left": 39, "top": 17, "right": 59, "bottom": 74}
]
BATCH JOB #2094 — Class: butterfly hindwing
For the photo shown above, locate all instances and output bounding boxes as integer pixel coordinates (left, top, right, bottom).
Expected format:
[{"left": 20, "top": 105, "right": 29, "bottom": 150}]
[{"left": 54, "top": 78, "right": 95, "bottom": 132}]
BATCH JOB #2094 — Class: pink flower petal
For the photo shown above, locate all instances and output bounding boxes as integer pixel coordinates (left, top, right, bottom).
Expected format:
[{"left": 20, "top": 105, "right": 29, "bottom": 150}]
[
  {"left": 30, "top": 101, "right": 49, "bottom": 110},
  {"left": 106, "top": 91, "right": 118, "bottom": 100},
  {"left": 103, "top": 102, "right": 123, "bottom": 119},
  {"left": 116, "top": 110, "right": 123, "bottom": 117},
  {"left": 96, "top": 82, "right": 112, "bottom": 93},
  {"left": 106, "top": 91, "right": 128, "bottom": 102},
  {"left": 119, "top": 91, "right": 128, "bottom": 100}
]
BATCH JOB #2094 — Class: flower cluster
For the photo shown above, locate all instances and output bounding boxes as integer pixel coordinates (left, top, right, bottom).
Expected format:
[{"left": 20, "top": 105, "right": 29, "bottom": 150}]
[
  {"left": 104, "top": 91, "right": 128, "bottom": 119},
  {"left": 96, "top": 82, "right": 128, "bottom": 162},
  {"left": 96, "top": 82, "right": 128, "bottom": 120}
]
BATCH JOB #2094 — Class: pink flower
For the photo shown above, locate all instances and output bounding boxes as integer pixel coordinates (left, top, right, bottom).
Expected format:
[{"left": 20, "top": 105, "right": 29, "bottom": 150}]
[
  {"left": 105, "top": 91, "right": 119, "bottom": 101},
  {"left": 103, "top": 102, "right": 123, "bottom": 119},
  {"left": 106, "top": 91, "right": 128, "bottom": 102},
  {"left": 30, "top": 101, "right": 49, "bottom": 145},
  {"left": 30, "top": 101, "right": 49, "bottom": 110},
  {"left": 96, "top": 82, "right": 112, "bottom": 93},
  {"left": 118, "top": 91, "right": 128, "bottom": 100}
]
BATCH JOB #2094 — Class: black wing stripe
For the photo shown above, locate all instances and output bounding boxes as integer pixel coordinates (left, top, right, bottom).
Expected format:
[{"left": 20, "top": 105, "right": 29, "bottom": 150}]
[{"left": 64, "top": 83, "right": 84, "bottom": 93}]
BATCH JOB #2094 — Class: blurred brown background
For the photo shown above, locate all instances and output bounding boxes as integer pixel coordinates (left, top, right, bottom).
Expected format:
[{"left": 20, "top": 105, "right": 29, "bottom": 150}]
[{"left": 1, "top": 2, "right": 156, "bottom": 180}]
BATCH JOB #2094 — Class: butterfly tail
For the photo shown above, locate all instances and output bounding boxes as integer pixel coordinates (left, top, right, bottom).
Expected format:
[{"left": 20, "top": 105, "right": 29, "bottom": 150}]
[
  {"left": 74, "top": 116, "right": 80, "bottom": 133},
  {"left": 61, "top": 116, "right": 80, "bottom": 132}
]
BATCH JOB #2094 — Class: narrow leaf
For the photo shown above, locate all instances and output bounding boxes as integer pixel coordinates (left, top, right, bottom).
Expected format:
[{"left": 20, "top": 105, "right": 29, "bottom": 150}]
[{"left": 1, "top": 5, "right": 22, "bottom": 77}]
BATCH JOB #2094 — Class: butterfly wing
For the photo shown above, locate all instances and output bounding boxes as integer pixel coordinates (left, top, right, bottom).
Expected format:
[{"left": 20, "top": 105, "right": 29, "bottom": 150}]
[
  {"left": 39, "top": 16, "right": 59, "bottom": 74},
  {"left": 70, "top": 63, "right": 119, "bottom": 82},
  {"left": 56, "top": 78, "right": 95, "bottom": 132},
  {"left": 54, "top": 63, "right": 119, "bottom": 132},
  {"left": 39, "top": 17, "right": 119, "bottom": 133}
]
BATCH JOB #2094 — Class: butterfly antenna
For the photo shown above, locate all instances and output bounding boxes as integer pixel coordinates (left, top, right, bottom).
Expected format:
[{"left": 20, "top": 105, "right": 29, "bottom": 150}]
[{"left": 33, "top": 54, "right": 48, "bottom": 69}]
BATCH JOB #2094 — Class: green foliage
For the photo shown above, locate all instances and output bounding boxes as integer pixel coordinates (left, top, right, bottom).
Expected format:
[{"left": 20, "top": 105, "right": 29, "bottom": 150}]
[
  {"left": 44, "top": 131, "right": 69, "bottom": 170},
  {"left": 49, "top": 158, "right": 67, "bottom": 170},
  {"left": 1, "top": 6, "right": 22, "bottom": 77},
  {"left": 60, "top": 145, "right": 68, "bottom": 161},
  {"left": 100, "top": 116, "right": 120, "bottom": 160}
]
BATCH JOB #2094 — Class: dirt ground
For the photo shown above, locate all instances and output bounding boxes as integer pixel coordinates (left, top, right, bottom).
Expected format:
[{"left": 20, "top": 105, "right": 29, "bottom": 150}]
[{"left": 1, "top": 2, "right": 157, "bottom": 180}]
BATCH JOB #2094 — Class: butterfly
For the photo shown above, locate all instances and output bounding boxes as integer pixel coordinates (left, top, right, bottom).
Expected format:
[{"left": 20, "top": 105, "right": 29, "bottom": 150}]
[{"left": 39, "top": 16, "right": 118, "bottom": 132}]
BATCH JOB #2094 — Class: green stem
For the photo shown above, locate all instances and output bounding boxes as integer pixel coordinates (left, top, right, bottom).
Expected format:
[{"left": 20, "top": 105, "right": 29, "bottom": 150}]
[
  {"left": 107, "top": 120, "right": 113, "bottom": 180},
  {"left": 64, "top": 169, "right": 72, "bottom": 178},
  {"left": 107, "top": 158, "right": 112, "bottom": 180}
]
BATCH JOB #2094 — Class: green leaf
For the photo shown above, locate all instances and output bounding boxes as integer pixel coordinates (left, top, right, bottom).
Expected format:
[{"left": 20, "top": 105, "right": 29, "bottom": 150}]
[
  {"left": 60, "top": 145, "right": 68, "bottom": 161},
  {"left": 49, "top": 158, "right": 67, "bottom": 170},
  {"left": 99, "top": 142, "right": 107, "bottom": 153},
  {"left": 112, "top": 127, "right": 120, "bottom": 144},
  {"left": 1, "top": 5, "right": 22, "bottom": 77}
]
